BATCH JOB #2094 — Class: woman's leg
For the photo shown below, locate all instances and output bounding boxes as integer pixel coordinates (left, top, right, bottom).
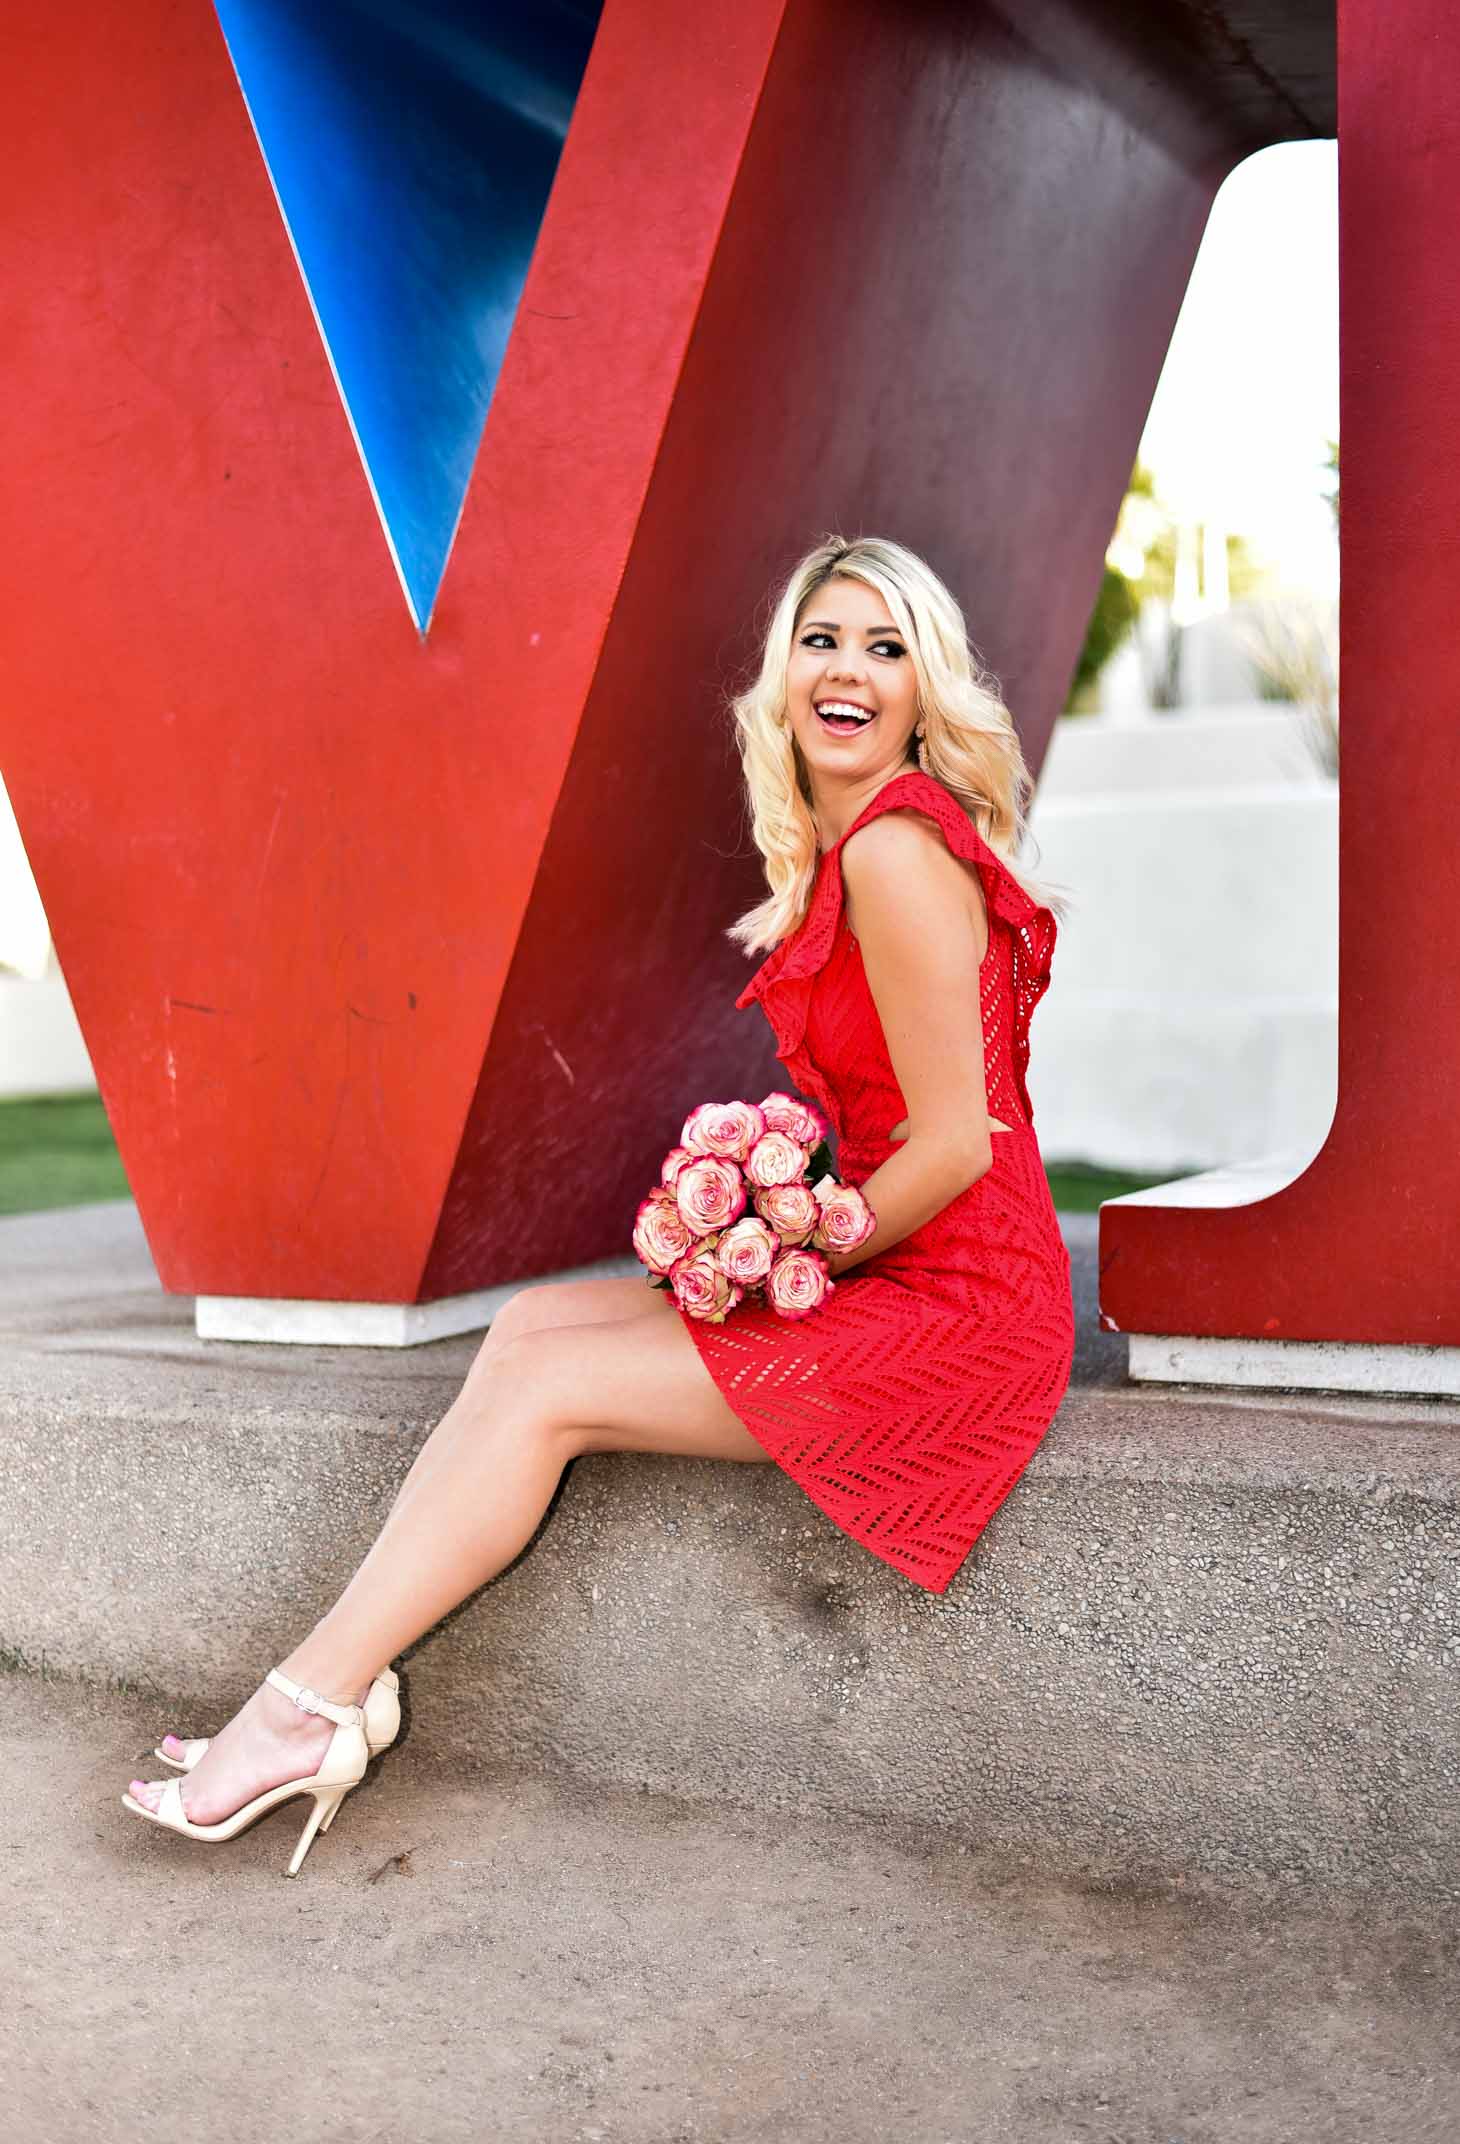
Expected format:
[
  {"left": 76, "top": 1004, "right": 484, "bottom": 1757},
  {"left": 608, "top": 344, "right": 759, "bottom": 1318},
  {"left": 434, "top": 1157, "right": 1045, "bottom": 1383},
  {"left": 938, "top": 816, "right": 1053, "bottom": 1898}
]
[
  {"left": 129, "top": 1284, "right": 770, "bottom": 1824},
  {"left": 150, "top": 1279, "right": 660, "bottom": 1748},
  {"left": 151, "top": 1278, "right": 659, "bottom": 1758},
  {"left": 371, "top": 1275, "right": 680, "bottom": 1520}
]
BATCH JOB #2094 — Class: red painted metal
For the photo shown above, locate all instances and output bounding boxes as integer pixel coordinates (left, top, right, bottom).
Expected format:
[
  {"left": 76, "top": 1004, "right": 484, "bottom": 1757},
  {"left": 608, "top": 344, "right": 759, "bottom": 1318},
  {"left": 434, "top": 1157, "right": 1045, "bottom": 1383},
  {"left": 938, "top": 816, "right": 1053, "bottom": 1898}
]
[
  {"left": 1100, "top": 0, "right": 1460, "bottom": 1346},
  {"left": 3, "top": 0, "right": 1371, "bottom": 1326},
  {"left": 3, "top": 0, "right": 793, "bottom": 1300}
]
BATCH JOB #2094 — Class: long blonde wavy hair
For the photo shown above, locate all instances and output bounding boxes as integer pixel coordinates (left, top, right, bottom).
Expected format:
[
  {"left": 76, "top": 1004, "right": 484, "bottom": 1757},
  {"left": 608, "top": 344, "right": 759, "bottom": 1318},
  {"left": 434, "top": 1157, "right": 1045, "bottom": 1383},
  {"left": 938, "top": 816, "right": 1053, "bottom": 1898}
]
[{"left": 727, "top": 533, "right": 1073, "bottom": 956}]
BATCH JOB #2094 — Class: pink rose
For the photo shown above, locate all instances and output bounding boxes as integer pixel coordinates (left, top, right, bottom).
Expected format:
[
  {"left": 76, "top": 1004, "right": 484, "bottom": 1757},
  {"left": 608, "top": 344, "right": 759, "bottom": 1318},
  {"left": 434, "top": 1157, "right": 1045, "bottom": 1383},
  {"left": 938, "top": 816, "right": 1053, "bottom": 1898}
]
[
  {"left": 714, "top": 1215, "right": 777, "bottom": 1287},
  {"left": 745, "top": 1129, "right": 809, "bottom": 1189},
  {"left": 670, "top": 1242, "right": 743, "bottom": 1323},
  {"left": 675, "top": 1154, "right": 747, "bottom": 1236},
  {"left": 681, "top": 1099, "right": 767, "bottom": 1164},
  {"left": 812, "top": 1182, "right": 877, "bottom": 1256},
  {"left": 633, "top": 1188, "right": 697, "bottom": 1276},
  {"left": 758, "top": 1091, "right": 830, "bottom": 1150},
  {"left": 753, "top": 1180, "right": 822, "bottom": 1246},
  {"left": 765, "top": 1246, "right": 833, "bottom": 1320},
  {"left": 660, "top": 1145, "right": 697, "bottom": 1190}
]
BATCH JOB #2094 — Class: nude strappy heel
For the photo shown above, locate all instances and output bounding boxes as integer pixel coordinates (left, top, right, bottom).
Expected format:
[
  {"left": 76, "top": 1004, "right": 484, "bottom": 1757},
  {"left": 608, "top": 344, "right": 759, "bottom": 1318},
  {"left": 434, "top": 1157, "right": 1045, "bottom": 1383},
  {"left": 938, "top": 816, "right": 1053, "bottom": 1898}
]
[
  {"left": 122, "top": 1667, "right": 371, "bottom": 1878},
  {"left": 153, "top": 1666, "right": 400, "bottom": 1772}
]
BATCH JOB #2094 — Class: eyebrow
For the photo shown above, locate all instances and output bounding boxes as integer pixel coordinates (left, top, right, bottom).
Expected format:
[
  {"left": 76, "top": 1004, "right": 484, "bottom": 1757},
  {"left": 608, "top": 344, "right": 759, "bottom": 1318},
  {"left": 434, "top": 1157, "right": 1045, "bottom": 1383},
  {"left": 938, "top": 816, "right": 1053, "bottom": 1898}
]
[{"left": 800, "top": 618, "right": 903, "bottom": 636}]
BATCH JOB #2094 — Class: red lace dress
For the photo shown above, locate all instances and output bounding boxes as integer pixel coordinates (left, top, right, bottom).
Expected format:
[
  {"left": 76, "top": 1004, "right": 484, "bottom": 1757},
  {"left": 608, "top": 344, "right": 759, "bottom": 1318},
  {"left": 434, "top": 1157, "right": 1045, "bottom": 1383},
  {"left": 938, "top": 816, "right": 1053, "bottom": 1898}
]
[{"left": 677, "top": 769, "right": 1075, "bottom": 1594}]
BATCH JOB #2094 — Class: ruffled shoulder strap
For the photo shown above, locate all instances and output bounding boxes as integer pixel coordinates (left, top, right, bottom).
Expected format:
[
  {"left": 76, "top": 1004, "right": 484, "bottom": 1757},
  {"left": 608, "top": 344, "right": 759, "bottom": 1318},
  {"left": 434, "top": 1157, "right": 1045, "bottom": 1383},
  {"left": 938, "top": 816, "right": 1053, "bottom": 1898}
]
[{"left": 735, "top": 770, "right": 1058, "bottom": 1072}]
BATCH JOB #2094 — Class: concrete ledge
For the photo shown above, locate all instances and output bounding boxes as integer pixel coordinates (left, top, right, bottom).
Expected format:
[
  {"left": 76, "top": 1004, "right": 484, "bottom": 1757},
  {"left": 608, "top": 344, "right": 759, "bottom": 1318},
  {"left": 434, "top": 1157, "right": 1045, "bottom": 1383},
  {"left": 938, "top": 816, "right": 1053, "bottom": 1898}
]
[{"left": 2, "top": 1201, "right": 1457, "bottom": 1897}]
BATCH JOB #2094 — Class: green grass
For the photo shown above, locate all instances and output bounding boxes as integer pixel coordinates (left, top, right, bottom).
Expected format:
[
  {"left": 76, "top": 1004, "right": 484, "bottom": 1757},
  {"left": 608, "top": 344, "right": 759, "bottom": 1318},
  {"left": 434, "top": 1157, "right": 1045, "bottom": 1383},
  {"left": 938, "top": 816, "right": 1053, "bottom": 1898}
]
[
  {"left": 0, "top": 1092, "right": 1174, "bottom": 1220},
  {"left": 1043, "top": 1159, "right": 1178, "bottom": 1211},
  {"left": 0, "top": 1093, "right": 133, "bottom": 1215}
]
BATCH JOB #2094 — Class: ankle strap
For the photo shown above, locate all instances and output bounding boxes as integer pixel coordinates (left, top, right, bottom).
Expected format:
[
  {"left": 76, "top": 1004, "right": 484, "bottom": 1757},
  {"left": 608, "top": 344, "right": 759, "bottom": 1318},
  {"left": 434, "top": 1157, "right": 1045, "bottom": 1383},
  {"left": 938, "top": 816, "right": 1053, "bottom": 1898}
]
[{"left": 266, "top": 1666, "right": 364, "bottom": 1729}]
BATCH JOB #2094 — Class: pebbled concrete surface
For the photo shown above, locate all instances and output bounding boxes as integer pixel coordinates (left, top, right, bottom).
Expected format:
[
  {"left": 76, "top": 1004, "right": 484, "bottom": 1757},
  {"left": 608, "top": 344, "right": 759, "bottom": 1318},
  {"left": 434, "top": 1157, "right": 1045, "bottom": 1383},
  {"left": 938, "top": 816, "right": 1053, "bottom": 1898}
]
[
  {"left": 2, "top": 1201, "right": 1458, "bottom": 1898},
  {"left": 7, "top": 1670, "right": 1458, "bottom": 2144}
]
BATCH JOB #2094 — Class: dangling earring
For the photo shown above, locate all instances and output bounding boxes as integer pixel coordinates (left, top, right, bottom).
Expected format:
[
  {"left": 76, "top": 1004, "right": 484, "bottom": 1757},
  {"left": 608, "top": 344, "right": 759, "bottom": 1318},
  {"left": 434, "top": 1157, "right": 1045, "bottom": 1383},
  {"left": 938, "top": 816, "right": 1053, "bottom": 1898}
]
[{"left": 915, "top": 721, "right": 930, "bottom": 773}]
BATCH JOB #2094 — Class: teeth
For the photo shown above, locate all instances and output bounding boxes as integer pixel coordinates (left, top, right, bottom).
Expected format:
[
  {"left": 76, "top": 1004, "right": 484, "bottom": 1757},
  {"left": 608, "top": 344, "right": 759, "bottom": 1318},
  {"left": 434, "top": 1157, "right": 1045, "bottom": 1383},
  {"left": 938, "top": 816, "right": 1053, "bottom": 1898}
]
[{"left": 818, "top": 702, "right": 874, "bottom": 723}]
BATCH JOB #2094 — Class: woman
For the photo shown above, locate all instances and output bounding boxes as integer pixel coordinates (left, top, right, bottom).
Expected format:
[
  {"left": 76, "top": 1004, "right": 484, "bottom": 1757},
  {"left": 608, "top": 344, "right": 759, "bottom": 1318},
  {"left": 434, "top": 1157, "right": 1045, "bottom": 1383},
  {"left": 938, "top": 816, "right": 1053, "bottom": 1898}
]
[{"left": 123, "top": 533, "right": 1076, "bottom": 1875}]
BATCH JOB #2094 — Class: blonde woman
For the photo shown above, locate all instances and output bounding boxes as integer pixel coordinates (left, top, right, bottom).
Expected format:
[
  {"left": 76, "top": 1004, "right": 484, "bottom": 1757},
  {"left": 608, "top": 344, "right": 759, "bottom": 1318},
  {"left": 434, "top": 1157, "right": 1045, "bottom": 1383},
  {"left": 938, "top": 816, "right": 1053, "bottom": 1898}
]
[{"left": 123, "top": 534, "right": 1076, "bottom": 1875}]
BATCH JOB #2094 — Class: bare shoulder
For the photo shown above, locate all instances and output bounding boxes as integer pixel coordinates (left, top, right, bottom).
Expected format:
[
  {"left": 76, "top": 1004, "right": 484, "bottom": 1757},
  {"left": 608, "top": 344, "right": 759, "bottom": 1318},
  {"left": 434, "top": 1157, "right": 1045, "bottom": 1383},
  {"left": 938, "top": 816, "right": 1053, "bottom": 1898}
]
[{"left": 841, "top": 807, "right": 989, "bottom": 953}]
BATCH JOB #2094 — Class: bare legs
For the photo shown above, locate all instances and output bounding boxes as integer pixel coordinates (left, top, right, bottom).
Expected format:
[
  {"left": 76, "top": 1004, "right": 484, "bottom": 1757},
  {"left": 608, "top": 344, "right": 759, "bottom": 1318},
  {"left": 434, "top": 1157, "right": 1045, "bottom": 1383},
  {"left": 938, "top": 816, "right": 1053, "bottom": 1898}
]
[{"left": 130, "top": 1278, "right": 769, "bottom": 1824}]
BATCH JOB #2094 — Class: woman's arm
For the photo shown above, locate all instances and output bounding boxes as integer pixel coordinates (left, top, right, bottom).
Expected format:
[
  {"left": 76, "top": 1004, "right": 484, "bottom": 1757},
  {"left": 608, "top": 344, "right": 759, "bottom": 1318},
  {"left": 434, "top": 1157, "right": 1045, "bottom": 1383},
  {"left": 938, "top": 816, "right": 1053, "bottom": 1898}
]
[{"left": 823, "top": 811, "right": 994, "bottom": 1279}]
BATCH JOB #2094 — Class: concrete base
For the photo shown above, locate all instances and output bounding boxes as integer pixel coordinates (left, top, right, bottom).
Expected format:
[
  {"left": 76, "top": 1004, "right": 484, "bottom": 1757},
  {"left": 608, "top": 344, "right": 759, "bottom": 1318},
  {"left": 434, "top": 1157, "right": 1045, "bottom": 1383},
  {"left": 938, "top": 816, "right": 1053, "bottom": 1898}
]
[
  {"left": 3, "top": 1199, "right": 1457, "bottom": 1898},
  {"left": 196, "top": 1253, "right": 647, "bottom": 1347},
  {"left": 1128, "top": 1331, "right": 1460, "bottom": 1398}
]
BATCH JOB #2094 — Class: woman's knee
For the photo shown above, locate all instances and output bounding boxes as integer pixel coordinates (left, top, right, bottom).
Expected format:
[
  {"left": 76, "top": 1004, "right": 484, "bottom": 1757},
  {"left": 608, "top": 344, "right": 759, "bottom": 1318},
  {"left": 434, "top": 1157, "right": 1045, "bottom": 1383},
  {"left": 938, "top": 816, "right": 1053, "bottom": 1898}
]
[
  {"left": 481, "top": 1283, "right": 547, "bottom": 1347},
  {"left": 469, "top": 1275, "right": 663, "bottom": 1379},
  {"left": 461, "top": 1321, "right": 538, "bottom": 1404},
  {"left": 453, "top": 1332, "right": 583, "bottom": 1460},
  {"left": 462, "top": 1284, "right": 551, "bottom": 1386}
]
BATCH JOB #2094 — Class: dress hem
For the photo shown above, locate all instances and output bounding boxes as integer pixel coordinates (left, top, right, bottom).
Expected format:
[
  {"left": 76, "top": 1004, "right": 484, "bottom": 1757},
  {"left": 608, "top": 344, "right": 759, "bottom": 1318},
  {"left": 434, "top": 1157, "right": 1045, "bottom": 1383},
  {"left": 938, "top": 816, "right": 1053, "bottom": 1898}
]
[{"left": 674, "top": 1298, "right": 1046, "bottom": 1596}]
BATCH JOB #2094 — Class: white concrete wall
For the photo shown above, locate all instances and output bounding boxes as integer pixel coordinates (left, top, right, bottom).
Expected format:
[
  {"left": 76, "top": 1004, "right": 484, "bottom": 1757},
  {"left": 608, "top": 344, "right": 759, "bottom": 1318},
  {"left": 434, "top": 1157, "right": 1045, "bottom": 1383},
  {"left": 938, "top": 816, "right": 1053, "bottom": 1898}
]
[
  {"left": 0, "top": 774, "right": 51, "bottom": 982},
  {"left": 0, "top": 955, "right": 97, "bottom": 1099},
  {"left": 1023, "top": 702, "right": 1337, "bottom": 1173},
  {"left": 0, "top": 775, "right": 97, "bottom": 1099}
]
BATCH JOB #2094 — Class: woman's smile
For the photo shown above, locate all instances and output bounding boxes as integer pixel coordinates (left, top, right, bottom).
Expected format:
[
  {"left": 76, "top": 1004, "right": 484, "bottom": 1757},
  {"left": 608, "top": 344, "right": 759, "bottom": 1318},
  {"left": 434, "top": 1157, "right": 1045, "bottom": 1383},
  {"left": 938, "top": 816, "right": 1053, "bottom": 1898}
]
[{"left": 815, "top": 696, "right": 879, "bottom": 736}]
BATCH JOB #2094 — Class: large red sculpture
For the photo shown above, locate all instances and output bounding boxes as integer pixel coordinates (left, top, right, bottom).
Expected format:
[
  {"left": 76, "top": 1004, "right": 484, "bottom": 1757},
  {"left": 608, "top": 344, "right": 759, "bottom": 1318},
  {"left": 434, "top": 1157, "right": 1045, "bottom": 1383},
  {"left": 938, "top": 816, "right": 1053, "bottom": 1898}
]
[
  {"left": 1100, "top": 0, "right": 1460, "bottom": 1367},
  {"left": 11, "top": 0, "right": 1435, "bottom": 1376}
]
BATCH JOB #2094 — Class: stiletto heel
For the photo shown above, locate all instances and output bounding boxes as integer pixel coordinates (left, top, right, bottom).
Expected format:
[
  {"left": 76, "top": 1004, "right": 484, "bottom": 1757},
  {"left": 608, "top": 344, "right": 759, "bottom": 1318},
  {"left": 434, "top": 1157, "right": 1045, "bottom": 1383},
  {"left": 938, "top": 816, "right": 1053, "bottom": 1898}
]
[
  {"left": 154, "top": 1666, "right": 400, "bottom": 1772},
  {"left": 288, "top": 1781, "right": 350, "bottom": 1877},
  {"left": 123, "top": 1667, "right": 370, "bottom": 1877}
]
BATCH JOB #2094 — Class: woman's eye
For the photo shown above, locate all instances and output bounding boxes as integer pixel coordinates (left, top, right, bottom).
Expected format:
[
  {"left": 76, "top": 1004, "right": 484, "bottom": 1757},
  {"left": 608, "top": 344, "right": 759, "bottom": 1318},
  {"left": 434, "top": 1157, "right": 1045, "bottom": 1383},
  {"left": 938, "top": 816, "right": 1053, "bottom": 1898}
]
[{"left": 800, "top": 632, "right": 905, "bottom": 657}]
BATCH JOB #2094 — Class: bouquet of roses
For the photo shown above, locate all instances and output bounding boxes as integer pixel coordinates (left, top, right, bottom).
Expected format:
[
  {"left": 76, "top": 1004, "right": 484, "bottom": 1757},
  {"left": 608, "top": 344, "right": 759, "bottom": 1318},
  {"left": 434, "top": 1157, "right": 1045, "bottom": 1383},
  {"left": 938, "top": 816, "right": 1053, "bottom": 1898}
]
[{"left": 632, "top": 1093, "right": 876, "bottom": 1324}]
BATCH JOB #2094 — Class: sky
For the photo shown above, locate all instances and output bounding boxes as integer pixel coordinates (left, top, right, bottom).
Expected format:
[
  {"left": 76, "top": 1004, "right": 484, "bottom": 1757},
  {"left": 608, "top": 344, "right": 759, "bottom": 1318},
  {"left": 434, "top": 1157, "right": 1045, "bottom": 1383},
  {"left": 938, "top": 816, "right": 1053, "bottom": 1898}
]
[{"left": 1136, "top": 139, "right": 1339, "bottom": 599}]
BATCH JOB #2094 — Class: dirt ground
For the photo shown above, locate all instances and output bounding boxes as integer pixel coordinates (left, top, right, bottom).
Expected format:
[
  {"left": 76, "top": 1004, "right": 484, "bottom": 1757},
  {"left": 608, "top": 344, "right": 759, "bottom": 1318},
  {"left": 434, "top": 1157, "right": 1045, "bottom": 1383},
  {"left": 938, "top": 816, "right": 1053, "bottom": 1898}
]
[{"left": 4, "top": 1669, "right": 1456, "bottom": 2144}]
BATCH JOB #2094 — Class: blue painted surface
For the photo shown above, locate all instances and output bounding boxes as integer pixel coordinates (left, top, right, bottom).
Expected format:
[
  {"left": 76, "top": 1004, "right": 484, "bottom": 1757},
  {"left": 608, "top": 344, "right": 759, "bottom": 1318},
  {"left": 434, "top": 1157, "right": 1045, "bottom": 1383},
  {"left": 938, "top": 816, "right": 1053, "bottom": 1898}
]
[{"left": 212, "top": 0, "right": 603, "bottom": 629}]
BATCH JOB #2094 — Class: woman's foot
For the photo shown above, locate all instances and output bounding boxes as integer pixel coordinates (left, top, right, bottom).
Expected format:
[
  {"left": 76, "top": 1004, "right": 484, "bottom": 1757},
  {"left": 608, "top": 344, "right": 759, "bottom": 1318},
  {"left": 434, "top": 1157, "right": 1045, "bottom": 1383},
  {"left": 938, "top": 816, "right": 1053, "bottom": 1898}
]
[{"left": 130, "top": 1677, "right": 371, "bottom": 1826}]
